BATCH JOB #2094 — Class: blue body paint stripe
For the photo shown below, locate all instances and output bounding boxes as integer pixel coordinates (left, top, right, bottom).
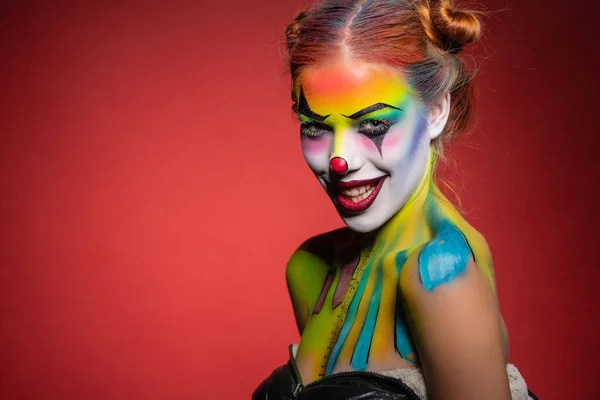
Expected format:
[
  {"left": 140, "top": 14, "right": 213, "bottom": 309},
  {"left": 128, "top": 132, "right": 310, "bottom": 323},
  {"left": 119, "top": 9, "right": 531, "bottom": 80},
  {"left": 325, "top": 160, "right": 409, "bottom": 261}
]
[
  {"left": 394, "top": 250, "right": 409, "bottom": 274},
  {"left": 350, "top": 259, "right": 383, "bottom": 370},
  {"left": 325, "top": 256, "right": 374, "bottom": 374},
  {"left": 418, "top": 221, "right": 471, "bottom": 291}
]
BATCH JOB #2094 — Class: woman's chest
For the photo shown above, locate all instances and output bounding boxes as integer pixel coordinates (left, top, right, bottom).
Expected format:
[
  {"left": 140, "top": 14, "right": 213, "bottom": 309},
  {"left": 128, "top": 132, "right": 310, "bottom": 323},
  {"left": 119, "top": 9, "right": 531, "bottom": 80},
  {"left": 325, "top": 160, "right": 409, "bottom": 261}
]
[{"left": 296, "top": 248, "right": 418, "bottom": 381}]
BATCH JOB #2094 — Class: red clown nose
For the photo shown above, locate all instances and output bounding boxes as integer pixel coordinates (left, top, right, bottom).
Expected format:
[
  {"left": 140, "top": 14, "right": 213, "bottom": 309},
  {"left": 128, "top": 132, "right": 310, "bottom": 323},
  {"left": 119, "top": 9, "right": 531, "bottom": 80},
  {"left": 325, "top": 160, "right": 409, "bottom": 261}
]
[{"left": 329, "top": 157, "right": 348, "bottom": 174}]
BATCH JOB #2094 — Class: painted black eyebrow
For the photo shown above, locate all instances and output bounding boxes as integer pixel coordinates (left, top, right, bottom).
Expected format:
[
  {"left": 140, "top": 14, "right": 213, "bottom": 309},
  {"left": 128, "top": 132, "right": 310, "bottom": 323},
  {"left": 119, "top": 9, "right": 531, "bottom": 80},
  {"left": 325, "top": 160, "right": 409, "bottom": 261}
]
[
  {"left": 297, "top": 86, "right": 330, "bottom": 122},
  {"left": 342, "top": 103, "right": 402, "bottom": 120}
]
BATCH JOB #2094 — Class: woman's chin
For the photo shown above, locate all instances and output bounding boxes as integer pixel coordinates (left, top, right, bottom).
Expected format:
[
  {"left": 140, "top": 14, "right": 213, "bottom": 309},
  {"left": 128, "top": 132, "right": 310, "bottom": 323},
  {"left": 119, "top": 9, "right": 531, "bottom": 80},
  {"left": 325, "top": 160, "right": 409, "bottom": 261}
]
[{"left": 338, "top": 209, "right": 389, "bottom": 233}]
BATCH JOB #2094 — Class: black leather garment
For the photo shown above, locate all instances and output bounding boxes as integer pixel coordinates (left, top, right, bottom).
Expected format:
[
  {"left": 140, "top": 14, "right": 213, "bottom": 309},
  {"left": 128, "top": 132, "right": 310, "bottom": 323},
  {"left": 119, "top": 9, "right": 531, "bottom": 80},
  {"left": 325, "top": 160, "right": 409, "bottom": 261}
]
[
  {"left": 252, "top": 363, "right": 420, "bottom": 400},
  {"left": 252, "top": 346, "right": 420, "bottom": 400},
  {"left": 252, "top": 361, "right": 302, "bottom": 400}
]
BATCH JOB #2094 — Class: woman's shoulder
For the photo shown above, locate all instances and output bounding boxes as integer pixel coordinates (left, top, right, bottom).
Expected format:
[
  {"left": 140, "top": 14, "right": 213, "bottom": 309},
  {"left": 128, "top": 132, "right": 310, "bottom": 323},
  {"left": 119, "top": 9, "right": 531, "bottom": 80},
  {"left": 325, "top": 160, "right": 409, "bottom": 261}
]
[
  {"left": 286, "top": 227, "right": 351, "bottom": 284},
  {"left": 285, "top": 228, "right": 352, "bottom": 333},
  {"left": 430, "top": 191, "right": 495, "bottom": 285},
  {"left": 296, "top": 227, "right": 353, "bottom": 259}
]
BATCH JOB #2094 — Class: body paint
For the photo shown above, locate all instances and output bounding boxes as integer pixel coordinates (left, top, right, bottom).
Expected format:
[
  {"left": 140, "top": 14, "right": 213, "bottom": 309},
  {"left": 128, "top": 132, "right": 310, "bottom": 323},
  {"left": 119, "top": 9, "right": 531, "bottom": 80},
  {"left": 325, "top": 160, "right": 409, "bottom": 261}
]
[
  {"left": 313, "top": 270, "right": 335, "bottom": 314},
  {"left": 350, "top": 256, "right": 383, "bottom": 370},
  {"left": 324, "top": 249, "right": 375, "bottom": 375},
  {"left": 332, "top": 255, "right": 359, "bottom": 308},
  {"left": 394, "top": 249, "right": 416, "bottom": 361},
  {"left": 418, "top": 220, "right": 473, "bottom": 291}
]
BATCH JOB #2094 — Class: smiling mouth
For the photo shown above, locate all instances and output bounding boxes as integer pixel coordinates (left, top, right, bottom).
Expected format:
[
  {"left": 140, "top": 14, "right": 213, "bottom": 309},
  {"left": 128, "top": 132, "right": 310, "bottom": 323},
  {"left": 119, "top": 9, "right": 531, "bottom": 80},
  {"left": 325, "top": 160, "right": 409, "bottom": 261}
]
[{"left": 333, "top": 176, "right": 387, "bottom": 213}]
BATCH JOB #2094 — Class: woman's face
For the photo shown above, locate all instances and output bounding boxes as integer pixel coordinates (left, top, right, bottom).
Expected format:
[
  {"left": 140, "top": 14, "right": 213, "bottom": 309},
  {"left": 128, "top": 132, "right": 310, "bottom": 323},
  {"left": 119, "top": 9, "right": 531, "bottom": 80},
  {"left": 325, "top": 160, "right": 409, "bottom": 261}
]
[{"left": 294, "top": 60, "right": 438, "bottom": 232}]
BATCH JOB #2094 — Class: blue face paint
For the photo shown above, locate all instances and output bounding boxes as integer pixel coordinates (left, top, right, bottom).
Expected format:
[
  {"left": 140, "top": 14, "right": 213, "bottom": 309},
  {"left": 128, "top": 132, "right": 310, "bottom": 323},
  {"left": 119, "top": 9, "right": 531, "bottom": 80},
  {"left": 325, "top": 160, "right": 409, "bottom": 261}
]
[
  {"left": 408, "top": 113, "right": 428, "bottom": 158},
  {"left": 418, "top": 221, "right": 472, "bottom": 291}
]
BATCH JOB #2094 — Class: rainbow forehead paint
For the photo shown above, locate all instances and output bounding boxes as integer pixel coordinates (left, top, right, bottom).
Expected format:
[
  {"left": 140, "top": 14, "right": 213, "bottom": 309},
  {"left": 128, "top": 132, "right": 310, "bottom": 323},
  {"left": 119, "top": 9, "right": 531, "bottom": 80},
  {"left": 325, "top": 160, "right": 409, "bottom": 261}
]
[{"left": 294, "top": 61, "right": 414, "bottom": 128}]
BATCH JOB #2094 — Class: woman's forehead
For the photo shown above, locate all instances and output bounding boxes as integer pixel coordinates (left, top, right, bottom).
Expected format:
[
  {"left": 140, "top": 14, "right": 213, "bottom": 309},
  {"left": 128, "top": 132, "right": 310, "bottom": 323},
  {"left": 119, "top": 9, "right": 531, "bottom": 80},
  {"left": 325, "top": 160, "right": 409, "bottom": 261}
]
[{"left": 294, "top": 61, "right": 413, "bottom": 116}]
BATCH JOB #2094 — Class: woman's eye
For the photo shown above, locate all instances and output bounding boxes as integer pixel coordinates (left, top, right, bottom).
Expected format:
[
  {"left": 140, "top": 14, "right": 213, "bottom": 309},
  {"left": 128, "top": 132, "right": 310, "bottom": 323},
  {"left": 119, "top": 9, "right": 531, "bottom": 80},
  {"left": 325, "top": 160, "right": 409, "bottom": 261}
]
[
  {"left": 300, "top": 122, "right": 331, "bottom": 138},
  {"left": 358, "top": 119, "right": 393, "bottom": 136}
]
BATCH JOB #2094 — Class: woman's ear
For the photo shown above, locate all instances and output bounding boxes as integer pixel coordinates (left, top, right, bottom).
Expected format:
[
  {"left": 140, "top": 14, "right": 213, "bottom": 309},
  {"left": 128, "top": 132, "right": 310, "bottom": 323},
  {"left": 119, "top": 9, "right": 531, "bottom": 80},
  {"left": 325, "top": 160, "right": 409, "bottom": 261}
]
[{"left": 427, "top": 92, "right": 451, "bottom": 141}]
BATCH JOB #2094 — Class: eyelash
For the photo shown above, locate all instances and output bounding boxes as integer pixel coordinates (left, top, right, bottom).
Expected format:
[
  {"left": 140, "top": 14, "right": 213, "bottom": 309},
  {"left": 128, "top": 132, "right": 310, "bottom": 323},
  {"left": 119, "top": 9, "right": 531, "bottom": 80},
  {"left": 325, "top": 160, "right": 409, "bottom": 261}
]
[
  {"left": 357, "top": 118, "right": 393, "bottom": 136},
  {"left": 300, "top": 122, "right": 332, "bottom": 138},
  {"left": 300, "top": 118, "right": 394, "bottom": 138}
]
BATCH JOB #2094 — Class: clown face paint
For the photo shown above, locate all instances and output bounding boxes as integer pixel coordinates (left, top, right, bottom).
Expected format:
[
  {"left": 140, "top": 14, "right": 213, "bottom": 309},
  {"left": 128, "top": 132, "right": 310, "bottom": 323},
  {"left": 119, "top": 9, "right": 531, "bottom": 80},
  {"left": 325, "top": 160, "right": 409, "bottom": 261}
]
[{"left": 295, "top": 61, "right": 434, "bottom": 232}]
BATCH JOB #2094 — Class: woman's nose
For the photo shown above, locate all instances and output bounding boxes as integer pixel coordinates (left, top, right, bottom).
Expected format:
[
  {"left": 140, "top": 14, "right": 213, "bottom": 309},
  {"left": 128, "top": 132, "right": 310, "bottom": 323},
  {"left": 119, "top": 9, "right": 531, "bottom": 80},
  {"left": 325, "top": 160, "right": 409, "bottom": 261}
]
[
  {"left": 329, "top": 157, "right": 348, "bottom": 174},
  {"left": 329, "top": 130, "right": 365, "bottom": 176}
]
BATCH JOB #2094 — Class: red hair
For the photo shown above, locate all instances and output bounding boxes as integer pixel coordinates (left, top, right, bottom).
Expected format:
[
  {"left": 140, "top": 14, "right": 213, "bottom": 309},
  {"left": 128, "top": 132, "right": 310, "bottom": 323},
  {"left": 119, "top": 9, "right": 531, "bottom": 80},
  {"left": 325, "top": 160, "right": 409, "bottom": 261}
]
[{"left": 285, "top": 0, "right": 483, "bottom": 156}]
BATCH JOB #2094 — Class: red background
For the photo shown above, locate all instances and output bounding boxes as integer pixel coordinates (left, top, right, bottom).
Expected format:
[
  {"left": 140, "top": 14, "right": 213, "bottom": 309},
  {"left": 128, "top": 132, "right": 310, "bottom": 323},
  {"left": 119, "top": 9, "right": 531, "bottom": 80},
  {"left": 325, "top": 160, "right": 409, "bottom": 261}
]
[{"left": 1, "top": 1, "right": 598, "bottom": 399}]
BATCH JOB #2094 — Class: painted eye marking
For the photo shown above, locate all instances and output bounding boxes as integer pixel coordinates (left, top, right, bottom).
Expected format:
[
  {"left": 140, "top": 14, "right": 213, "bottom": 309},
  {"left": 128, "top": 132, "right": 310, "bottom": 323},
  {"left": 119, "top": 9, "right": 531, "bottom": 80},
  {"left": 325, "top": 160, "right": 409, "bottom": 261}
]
[
  {"left": 357, "top": 118, "right": 394, "bottom": 136},
  {"left": 301, "top": 121, "right": 333, "bottom": 138},
  {"left": 357, "top": 118, "right": 397, "bottom": 156},
  {"left": 340, "top": 103, "right": 403, "bottom": 156},
  {"left": 296, "top": 86, "right": 330, "bottom": 122}
]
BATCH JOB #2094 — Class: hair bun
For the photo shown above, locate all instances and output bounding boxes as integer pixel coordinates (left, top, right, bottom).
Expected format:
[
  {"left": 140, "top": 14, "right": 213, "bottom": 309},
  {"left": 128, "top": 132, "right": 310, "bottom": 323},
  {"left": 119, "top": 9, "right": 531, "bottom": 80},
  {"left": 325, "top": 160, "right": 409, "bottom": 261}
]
[{"left": 430, "top": 0, "right": 481, "bottom": 53}]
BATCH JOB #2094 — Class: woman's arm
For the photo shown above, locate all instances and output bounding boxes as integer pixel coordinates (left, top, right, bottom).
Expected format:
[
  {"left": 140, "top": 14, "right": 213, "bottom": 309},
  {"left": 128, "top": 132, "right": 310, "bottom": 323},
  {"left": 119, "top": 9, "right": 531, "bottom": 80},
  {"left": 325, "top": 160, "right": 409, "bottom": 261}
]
[{"left": 399, "top": 245, "right": 510, "bottom": 400}]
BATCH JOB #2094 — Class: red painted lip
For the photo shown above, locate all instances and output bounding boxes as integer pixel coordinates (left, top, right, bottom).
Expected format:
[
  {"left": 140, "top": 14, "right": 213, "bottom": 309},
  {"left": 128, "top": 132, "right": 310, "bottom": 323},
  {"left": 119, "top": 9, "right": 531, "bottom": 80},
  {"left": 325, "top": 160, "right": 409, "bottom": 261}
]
[
  {"left": 333, "top": 176, "right": 387, "bottom": 213},
  {"left": 338, "top": 176, "right": 383, "bottom": 189}
]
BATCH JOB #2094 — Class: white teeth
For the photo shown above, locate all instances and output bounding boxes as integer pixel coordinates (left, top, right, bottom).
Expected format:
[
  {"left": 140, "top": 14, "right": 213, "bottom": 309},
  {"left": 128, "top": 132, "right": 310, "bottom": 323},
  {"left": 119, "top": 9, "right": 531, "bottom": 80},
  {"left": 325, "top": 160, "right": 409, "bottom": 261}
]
[
  {"left": 341, "top": 184, "right": 374, "bottom": 197},
  {"left": 344, "top": 184, "right": 376, "bottom": 203}
]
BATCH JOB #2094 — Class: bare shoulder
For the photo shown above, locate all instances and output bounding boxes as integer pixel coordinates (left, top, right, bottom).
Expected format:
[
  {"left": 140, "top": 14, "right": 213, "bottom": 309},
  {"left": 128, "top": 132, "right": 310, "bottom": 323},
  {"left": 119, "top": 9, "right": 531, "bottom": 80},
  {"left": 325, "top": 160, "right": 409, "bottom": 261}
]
[
  {"left": 398, "top": 213, "right": 510, "bottom": 399},
  {"left": 286, "top": 227, "right": 351, "bottom": 333}
]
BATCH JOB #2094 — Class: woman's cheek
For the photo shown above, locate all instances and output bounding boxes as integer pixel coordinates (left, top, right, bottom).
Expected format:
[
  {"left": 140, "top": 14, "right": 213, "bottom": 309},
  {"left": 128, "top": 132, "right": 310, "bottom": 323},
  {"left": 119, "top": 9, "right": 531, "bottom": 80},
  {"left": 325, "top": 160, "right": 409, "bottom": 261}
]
[
  {"left": 301, "top": 135, "right": 330, "bottom": 155},
  {"left": 301, "top": 135, "right": 331, "bottom": 171},
  {"left": 382, "top": 135, "right": 399, "bottom": 149},
  {"left": 379, "top": 127, "right": 415, "bottom": 160},
  {"left": 358, "top": 134, "right": 380, "bottom": 154}
]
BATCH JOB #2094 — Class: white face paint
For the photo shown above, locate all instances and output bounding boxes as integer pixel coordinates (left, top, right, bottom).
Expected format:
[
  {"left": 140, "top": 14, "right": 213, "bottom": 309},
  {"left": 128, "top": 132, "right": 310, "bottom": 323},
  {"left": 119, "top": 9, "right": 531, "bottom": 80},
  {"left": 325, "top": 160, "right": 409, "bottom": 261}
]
[{"left": 295, "top": 60, "right": 449, "bottom": 232}]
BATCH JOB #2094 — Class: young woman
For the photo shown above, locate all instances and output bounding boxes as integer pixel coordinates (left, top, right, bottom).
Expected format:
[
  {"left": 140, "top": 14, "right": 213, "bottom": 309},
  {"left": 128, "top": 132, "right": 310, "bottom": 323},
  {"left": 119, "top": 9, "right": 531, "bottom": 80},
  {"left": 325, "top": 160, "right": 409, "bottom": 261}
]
[{"left": 254, "top": 1, "right": 536, "bottom": 399}]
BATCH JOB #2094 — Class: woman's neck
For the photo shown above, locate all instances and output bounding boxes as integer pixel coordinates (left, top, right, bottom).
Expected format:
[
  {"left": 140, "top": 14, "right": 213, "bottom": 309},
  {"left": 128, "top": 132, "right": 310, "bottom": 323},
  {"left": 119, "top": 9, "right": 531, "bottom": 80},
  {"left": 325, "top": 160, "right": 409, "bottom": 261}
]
[{"left": 370, "top": 150, "right": 440, "bottom": 252}]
